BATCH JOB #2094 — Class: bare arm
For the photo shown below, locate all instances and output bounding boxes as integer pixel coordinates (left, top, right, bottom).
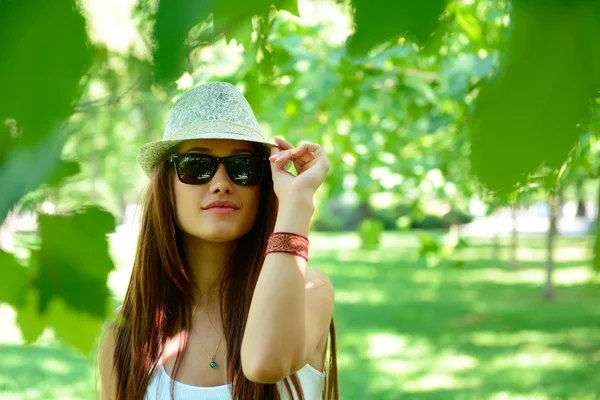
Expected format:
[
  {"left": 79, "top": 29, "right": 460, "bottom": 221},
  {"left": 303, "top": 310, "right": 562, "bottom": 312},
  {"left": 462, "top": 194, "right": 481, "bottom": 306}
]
[
  {"left": 241, "top": 197, "right": 334, "bottom": 383},
  {"left": 97, "top": 323, "right": 118, "bottom": 400},
  {"left": 241, "top": 138, "right": 333, "bottom": 383}
]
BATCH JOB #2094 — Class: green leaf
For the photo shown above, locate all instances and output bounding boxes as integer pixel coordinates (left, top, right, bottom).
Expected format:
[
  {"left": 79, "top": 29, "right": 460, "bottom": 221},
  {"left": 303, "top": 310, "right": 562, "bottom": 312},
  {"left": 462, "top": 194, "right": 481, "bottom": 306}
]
[
  {"left": 152, "top": 0, "right": 212, "bottom": 82},
  {"left": 46, "top": 298, "right": 104, "bottom": 355},
  {"left": 0, "top": 0, "right": 93, "bottom": 144},
  {"left": 404, "top": 75, "right": 438, "bottom": 104},
  {"left": 455, "top": 11, "right": 481, "bottom": 41},
  {"left": 0, "top": 250, "right": 27, "bottom": 307},
  {"left": 214, "top": 13, "right": 254, "bottom": 50},
  {"left": 275, "top": 0, "right": 300, "bottom": 17},
  {"left": 0, "top": 126, "right": 68, "bottom": 223},
  {"left": 346, "top": 0, "right": 449, "bottom": 57},
  {"left": 469, "top": 1, "right": 597, "bottom": 194},
  {"left": 37, "top": 206, "right": 115, "bottom": 318},
  {"left": 0, "top": 0, "right": 90, "bottom": 222},
  {"left": 46, "top": 160, "right": 81, "bottom": 188},
  {"left": 16, "top": 290, "right": 47, "bottom": 345}
]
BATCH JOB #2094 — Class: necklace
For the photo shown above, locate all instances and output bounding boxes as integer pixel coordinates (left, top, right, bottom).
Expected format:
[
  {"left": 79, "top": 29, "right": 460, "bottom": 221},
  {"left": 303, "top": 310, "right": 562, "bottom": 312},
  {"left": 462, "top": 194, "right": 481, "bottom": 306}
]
[{"left": 192, "top": 304, "right": 223, "bottom": 369}]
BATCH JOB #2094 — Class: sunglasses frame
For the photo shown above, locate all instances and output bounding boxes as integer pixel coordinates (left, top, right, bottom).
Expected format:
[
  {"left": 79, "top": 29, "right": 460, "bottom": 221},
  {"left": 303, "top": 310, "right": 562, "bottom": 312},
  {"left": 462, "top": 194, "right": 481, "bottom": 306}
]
[{"left": 169, "top": 153, "right": 270, "bottom": 186}]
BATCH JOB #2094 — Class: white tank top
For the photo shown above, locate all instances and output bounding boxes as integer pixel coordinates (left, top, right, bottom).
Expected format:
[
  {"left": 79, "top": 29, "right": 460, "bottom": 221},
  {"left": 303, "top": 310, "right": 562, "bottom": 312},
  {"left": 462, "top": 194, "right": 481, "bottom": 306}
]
[{"left": 144, "top": 358, "right": 325, "bottom": 400}]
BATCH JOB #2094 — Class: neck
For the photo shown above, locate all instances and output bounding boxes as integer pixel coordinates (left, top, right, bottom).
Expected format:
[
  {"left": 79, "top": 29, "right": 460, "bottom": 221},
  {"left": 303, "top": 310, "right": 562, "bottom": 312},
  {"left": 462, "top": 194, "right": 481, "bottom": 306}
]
[{"left": 180, "top": 232, "right": 236, "bottom": 308}]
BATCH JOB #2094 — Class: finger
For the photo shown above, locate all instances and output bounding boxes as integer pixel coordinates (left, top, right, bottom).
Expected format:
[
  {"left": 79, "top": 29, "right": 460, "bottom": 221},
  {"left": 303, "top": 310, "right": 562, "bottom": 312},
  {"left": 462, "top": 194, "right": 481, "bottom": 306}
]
[
  {"left": 269, "top": 150, "right": 295, "bottom": 172},
  {"left": 269, "top": 150, "right": 290, "bottom": 164},
  {"left": 293, "top": 153, "right": 313, "bottom": 171},
  {"left": 300, "top": 154, "right": 330, "bottom": 172},
  {"left": 290, "top": 142, "right": 326, "bottom": 159},
  {"left": 270, "top": 145, "right": 281, "bottom": 157},
  {"left": 271, "top": 148, "right": 296, "bottom": 163},
  {"left": 270, "top": 141, "right": 320, "bottom": 170},
  {"left": 275, "top": 152, "right": 310, "bottom": 175},
  {"left": 269, "top": 153, "right": 293, "bottom": 174},
  {"left": 274, "top": 136, "right": 295, "bottom": 150},
  {"left": 292, "top": 158, "right": 305, "bottom": 174},
  {"left": 274, "top": 151, "right": 310, "bottom": 172}
]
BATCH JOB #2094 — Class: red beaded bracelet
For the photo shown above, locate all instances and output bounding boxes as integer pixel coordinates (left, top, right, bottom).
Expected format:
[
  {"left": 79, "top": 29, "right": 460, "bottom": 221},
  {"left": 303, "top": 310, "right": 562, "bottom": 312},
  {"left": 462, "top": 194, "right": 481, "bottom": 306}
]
[{"left": 265, "top": 232, "right": 309, "bottom": 262}]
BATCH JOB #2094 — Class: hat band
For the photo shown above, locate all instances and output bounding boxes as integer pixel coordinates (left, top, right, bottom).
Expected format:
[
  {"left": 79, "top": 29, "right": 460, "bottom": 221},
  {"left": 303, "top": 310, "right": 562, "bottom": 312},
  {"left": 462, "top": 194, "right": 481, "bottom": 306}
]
[{"left": 165, "top": 120, "right": 265, "bottom": 141}]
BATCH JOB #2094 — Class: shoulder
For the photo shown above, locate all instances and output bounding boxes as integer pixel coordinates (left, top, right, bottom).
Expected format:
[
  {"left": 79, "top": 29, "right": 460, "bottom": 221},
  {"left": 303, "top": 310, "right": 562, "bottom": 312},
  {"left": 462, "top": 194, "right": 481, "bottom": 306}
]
[
  {"left": 97, "top": 308, "right": 122, "bottom": 399},
  {"left": 98, "top": 322, "right": 118, "bottom": 370}
]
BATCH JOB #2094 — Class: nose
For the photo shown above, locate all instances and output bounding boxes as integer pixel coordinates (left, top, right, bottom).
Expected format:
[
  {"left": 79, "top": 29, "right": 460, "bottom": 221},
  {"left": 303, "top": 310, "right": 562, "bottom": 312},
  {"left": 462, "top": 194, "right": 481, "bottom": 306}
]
[{"left": 209, "top": 162, "right": 234, "bottom": 193}]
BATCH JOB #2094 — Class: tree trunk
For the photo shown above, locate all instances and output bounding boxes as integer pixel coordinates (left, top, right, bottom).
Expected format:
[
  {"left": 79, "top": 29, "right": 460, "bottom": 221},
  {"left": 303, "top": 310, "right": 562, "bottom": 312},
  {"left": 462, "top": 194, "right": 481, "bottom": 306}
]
[
  {"left": 356, "top": 200, "right": 371, "bottom": 227},
  {"left": 592, "top": 180, "right": 600, "bottom": 272},
  {"left": 493, "top": 212, "right": 501, "bottom": 260},
  {"left": 509, "top": 204, "right": 519, "bottom": 269},
  {"left": 576, "top": 199, "right": 587, "bottom": 218},
  {"left": 575, "top": 178, "right": 587, "bottom": 218},
  {"left": 449, "top": 223, "right": 459, "bottom": 246},
  {"left": 493, "top": 233, "right": 501, "bottom": 260},
  {"left": 544, "top": 193, "right": 560, "bottom": 299}
]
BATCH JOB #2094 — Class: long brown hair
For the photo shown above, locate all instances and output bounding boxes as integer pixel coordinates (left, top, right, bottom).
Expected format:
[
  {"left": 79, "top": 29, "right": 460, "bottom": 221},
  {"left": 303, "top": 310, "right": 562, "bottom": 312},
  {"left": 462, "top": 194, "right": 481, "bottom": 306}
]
[{"left": 110, "top": 143, "right": 339, "bottom": 399}]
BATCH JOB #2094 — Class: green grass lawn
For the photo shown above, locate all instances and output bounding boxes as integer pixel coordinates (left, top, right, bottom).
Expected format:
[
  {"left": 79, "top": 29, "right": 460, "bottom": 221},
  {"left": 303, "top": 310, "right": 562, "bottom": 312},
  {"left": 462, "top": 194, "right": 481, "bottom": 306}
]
[{"left": 1, "top": 231, "right": 600, "bottom": 399}]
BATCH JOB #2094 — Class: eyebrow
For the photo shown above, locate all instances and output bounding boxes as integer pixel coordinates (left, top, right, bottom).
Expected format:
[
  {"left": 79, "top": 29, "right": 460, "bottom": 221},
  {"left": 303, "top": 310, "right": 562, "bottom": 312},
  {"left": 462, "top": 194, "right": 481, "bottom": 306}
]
[{"left": 184, "top": 147, "right": 254, "bottom": 155}]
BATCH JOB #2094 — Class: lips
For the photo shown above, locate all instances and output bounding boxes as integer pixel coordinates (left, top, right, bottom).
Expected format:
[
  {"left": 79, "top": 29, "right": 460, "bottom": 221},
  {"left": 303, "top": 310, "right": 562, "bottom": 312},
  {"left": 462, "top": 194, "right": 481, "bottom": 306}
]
[
  {"left": 203, "top": 200, "right": 240, "bottom": 210},
  {"left": 205, "top": 207, "right": 238, "bottom": 214}
]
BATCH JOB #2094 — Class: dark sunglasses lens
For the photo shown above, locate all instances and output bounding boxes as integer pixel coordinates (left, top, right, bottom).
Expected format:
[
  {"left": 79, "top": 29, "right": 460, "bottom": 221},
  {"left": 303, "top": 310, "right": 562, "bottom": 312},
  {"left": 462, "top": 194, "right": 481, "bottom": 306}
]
[
  {"left": 226, "top": 156, "right": 264, "bottom": 186},
  {"left": 176, "top": 155, "right": 215, "bottom": 184}
]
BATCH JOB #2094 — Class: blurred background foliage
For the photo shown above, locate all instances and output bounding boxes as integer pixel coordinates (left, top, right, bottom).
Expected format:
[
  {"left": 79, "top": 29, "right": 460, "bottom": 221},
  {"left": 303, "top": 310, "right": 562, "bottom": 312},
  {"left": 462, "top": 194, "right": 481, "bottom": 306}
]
[{"left": 1, "top": 0, "right": 600, "bottom": 398}]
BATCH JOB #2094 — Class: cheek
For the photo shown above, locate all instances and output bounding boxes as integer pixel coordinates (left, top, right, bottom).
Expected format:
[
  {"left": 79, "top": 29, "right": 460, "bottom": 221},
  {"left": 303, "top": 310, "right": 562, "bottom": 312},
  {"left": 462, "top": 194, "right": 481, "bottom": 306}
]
[
  {"left": 243, "top": 187, "right": 262, "bottom": 221},
  {"left": 247, "top": 187, "right": 262, "bottom": 210},
  {"left": 172, "top": 178, "right": 199, "bottom": 217}
]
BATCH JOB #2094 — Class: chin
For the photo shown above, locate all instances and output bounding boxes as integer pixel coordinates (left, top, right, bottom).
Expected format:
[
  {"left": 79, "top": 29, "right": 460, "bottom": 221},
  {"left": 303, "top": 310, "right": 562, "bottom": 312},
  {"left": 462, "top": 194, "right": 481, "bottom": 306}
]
[{"left": 191, "top": 229, "right": 247, "bottom": 243}]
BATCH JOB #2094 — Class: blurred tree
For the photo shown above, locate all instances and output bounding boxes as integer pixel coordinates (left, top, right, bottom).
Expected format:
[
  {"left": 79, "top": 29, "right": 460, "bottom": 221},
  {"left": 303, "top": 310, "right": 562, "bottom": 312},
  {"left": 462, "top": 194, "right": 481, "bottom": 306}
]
[{"left": 1, "top": 0, "right": 599, "bottom": 354}]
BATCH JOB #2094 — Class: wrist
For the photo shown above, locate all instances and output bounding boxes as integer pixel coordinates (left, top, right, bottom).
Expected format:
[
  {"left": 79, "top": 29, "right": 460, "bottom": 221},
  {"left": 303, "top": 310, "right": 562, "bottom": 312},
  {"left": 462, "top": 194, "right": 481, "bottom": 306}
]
[
  {"left": 277, "top": 195, "right": 315, "bottom": 214},
  {"left": 274, "top": 202, "right": 314, "bottom": 237}
]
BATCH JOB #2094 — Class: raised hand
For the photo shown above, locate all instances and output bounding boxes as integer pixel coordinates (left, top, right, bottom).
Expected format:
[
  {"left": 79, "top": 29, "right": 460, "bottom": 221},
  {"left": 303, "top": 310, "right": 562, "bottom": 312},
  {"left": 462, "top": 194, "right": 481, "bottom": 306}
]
[{"left": 268, "top": 136, "right": 330, "bottom": 206}]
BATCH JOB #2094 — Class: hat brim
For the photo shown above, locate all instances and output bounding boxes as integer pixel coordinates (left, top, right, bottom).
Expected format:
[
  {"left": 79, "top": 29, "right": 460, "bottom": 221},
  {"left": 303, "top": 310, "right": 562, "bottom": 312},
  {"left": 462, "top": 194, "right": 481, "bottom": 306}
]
[{"left": 137, "top": 131, "right": 275, "bottom": 177}]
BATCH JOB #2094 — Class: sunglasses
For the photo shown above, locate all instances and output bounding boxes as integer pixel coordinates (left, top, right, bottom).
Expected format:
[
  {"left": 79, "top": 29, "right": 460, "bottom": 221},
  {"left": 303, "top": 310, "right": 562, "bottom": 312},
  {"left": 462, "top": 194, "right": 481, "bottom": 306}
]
[{"left": 169, "top": 153, "right": 269, "bottom": 186}]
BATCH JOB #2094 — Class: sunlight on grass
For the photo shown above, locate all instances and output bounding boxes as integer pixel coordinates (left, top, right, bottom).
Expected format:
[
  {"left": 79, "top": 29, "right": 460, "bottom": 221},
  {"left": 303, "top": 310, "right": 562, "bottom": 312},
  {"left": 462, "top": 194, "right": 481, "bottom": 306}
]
[
  {"left": 489, "top": 392, "right": 549, "bottom": 400},
  {"left": 470, "top": 330, "right": 561, "bottom": 347},
  {"left": 378, "top": 359, "right": 414, "bottom": 374},
  {"left": 2, "top": 390, "right": 42, "bottom": 400},
  {"left": 553, "top": 247, "right": 591, "bottom": 262},
  {"left": 491, "top": 348, "right": 580, "bottom": 370},
  {"left": 456, "top": 266, "right": 594, "bottom": 286},
  {"left": 365, "top": 332, "right": 481, "bottom": 393},
  {"left": 3, "top": 232, "right": 600, "bottom": 399},
  {"left": 336, "top": 289, "right": 386, "bottom": 304},
  {"left": 364, "top": 333, "right": 476, "bottom": 393},
  {"left": 367, "top": 333, "right": 407, "bottom": 357},
  {"left": 311, "top": 233, "right": 361, "bottom": 250},
  {"left": 436, "top": 353, "right": 479, "bottom": 372},
  {"left": 455, "top": 239, "right": 592, "bottom": 264},
  {"left": 40, "top": 359, "right": 71, "bottom": 375},
  {"left": 469, "top": 328, "right": 600, "bottom": 348},
  {"left": 402, "top": 373, "right": 466, "bottom": 392},
  {"left": 553, "top": 266, "right": 595, "bottom": 285}
]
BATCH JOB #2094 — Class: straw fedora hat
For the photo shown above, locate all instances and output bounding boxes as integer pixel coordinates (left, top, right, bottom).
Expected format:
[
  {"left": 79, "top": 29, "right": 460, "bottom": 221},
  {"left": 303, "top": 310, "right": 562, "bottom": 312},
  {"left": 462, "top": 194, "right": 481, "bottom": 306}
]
[{"left": 137, "top": 81, "right": 275, "bottom": 176}]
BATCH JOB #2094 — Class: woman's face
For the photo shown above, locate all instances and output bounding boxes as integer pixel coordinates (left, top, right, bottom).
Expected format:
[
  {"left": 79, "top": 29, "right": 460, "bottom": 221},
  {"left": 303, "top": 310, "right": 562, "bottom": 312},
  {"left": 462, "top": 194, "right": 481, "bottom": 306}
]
[{"left": 171, "top": 139, "right": 263, "bottom": 243}]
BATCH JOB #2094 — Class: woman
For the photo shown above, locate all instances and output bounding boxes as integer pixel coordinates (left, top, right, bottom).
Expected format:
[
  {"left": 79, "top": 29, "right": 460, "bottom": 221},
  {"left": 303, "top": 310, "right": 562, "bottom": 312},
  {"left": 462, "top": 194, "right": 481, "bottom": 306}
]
[{"left": 97, "top": 82, "right": 338, "bottom": 400}]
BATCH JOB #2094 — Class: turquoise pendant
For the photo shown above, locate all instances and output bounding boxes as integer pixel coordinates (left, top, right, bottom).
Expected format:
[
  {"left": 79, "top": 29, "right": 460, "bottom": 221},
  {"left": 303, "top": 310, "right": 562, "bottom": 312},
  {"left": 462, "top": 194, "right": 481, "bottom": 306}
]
[{"left": 210, "top": 361, "right": 217, "bottom": 369}]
